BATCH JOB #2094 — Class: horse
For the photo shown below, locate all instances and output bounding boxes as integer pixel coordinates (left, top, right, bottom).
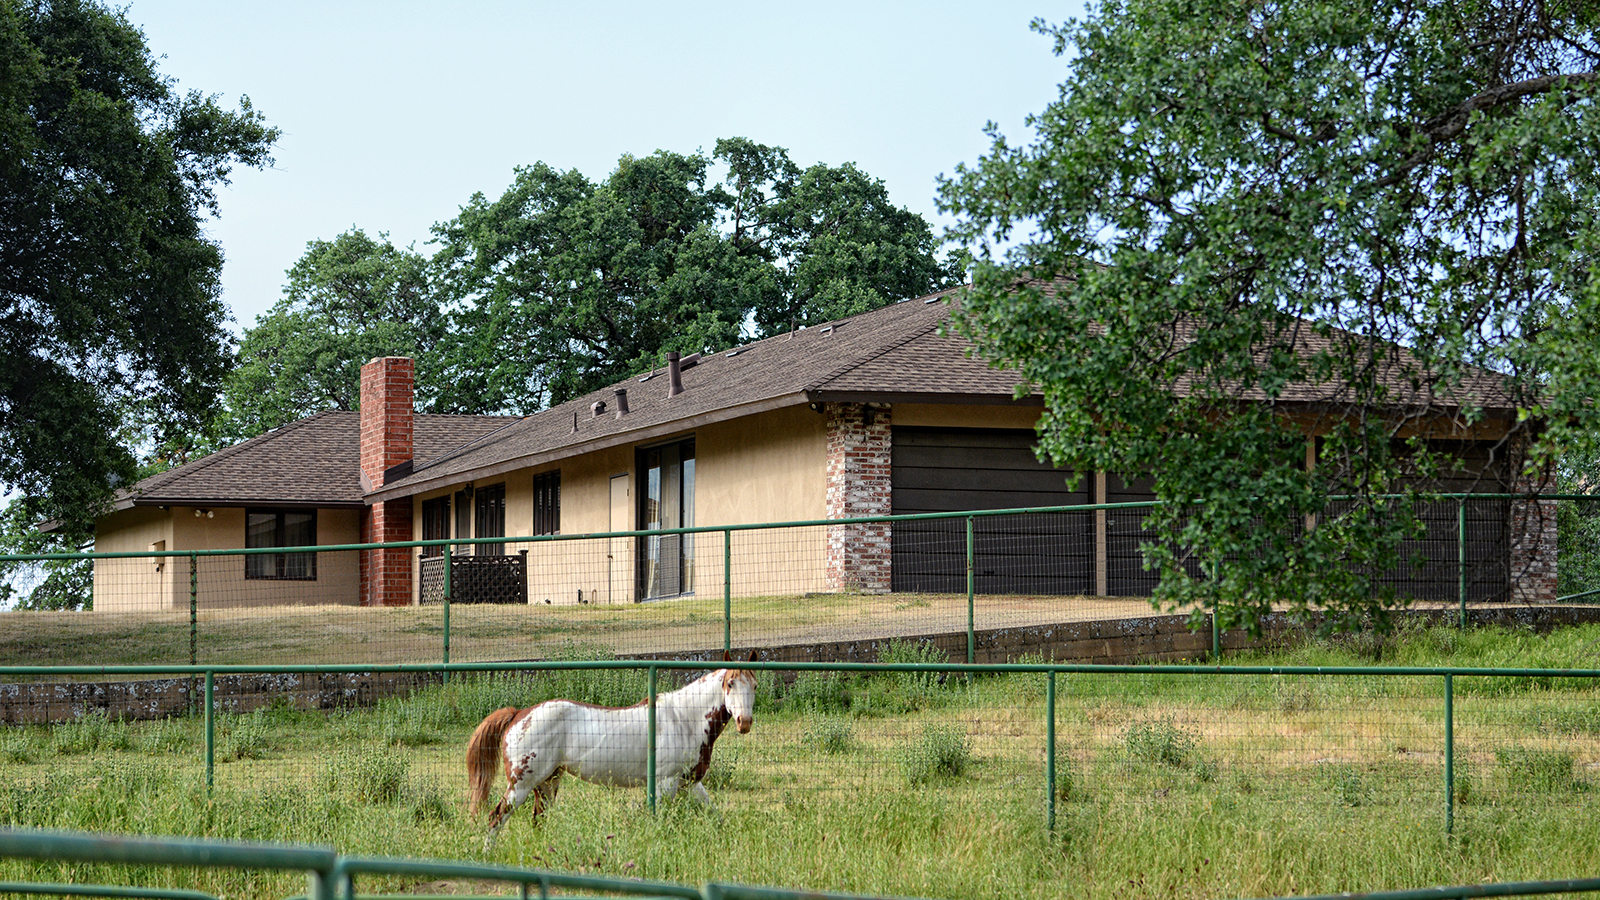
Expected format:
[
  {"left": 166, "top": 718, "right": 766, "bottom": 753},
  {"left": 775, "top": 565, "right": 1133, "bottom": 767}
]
[{"left": 466, "top": 651, "right": 759, "bottom": 844}]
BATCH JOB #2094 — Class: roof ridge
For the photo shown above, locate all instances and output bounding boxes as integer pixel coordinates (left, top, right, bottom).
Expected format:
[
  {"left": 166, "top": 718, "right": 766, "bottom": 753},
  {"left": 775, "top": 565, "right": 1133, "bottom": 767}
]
[
  {"left": 804, "top": 298, "right": 955, "bottom": 393},
  {"left": 130, "top": 410, "right": 348, "bottom": 497}
]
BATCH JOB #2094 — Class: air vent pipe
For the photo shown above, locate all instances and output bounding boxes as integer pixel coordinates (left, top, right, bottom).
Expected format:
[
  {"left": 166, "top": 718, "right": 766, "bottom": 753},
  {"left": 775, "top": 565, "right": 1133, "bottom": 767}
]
[{"left": 667, "top": 351, "right": 683, "bottom": 397}]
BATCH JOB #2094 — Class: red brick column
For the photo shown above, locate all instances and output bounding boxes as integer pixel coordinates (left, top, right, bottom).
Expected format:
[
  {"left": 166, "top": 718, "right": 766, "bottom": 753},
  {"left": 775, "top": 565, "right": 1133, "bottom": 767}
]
[
  {"left": 1509, "top": 465, "right": 1558, "bottom": 605},
  {"left": 825, "top": 402, "right": 892, "bottom": 593},
  {"left": 359, "top": 357, "right": 416, "bottom": 607}
]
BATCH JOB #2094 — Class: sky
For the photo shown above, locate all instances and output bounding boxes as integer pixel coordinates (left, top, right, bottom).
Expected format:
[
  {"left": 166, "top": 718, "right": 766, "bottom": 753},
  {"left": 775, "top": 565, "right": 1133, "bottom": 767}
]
[{"left": 121, "top": 1, "right": 1086, "bottom": 333}]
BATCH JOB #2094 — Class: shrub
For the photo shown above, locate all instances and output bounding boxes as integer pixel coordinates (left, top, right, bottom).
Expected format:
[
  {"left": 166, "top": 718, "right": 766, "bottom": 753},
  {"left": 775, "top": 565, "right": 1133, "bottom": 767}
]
[
  {"left": 218, "top": 710, "right": 274, "bottom": 761},
  {"left": 0, "top": 728, "right": 39, "bottom": 763},
  {"left": 1321, "top": 763, "right": 1368, "bottom": 807},
  {"left": 51, "top": 709, "right": 131, "bottom": 756},
  {"left": 785, "top": 671, "right": 851, "bottom": 714},
  {"left": 803, "top": 717, "right": 855, "bottom": 755},
  {"left": 1496, "top": 745, "right": 1582, "bottom": 793},
  {"left": 899, "top": 724, "right": 972, "bottom": 785},
  {"left": 1123, "top": 717, "right": 1200, "bottom": 769},
  {"left": 320, "top": 745, "right": 409, "bottom": 804},
  {"left": 136, "top": 718, "right": 194, "bottom": 755}
]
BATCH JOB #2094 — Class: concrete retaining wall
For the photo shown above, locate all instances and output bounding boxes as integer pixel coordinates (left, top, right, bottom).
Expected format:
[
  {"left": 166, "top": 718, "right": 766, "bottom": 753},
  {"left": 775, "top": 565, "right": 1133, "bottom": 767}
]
[{"left": 5, "top": 606, "right": 1598, "bottom": 724}]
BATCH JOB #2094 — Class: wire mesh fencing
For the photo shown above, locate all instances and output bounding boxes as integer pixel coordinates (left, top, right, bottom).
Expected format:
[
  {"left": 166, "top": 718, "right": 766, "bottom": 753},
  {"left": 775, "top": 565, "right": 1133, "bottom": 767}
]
[
  {"left": 3, "top": 662, "right": 1598, "bottom": 838},
  {"left": 0, "top": 495, "right": 1589, "bottom": 672}
]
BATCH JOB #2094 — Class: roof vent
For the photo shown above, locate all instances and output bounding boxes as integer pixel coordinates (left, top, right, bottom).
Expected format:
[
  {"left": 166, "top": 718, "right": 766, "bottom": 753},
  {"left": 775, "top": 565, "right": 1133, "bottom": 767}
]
[
  {"left": 590, "top": 400, "right": 607, "bottom": 418},
  {"left": 614, "top": 388, "right": 629, "bottom": 417},
  {"left": 680, "top": 352, "right": 701, "bottom": 369},
  {"left": 666, "top": 351, "right": 684, "bottom": 397}
]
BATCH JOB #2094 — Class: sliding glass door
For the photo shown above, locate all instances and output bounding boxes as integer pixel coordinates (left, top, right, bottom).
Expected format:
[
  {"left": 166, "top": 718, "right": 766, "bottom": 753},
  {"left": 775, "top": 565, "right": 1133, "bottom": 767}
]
[{"left": 638, "top": 438, "right": 695, "bottom": 600}]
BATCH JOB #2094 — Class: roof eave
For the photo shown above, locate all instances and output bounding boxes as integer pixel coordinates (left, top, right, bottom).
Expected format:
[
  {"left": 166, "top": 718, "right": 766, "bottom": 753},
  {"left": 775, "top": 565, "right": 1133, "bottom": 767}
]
[{"left": 366, "top": 390, "right": 817, "bottom": 502}]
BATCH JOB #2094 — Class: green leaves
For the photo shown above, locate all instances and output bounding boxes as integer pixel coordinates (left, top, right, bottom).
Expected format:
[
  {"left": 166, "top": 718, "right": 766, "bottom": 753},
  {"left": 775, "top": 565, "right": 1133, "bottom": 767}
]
[
  {"left": 232, "top": 139, "right": 964, "bottom": 419},
  {"left": 940, "top": 0, "right": 1600, "bottom": 632},
  {"left": 0, "top": 0, "right": 278, "bottom": 537}
]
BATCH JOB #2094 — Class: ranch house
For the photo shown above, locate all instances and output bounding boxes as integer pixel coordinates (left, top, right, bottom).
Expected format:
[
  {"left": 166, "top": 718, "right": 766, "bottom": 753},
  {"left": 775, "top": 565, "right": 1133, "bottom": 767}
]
[{"left": 89, "top": 284, "right": 1555, "bottom": 612}]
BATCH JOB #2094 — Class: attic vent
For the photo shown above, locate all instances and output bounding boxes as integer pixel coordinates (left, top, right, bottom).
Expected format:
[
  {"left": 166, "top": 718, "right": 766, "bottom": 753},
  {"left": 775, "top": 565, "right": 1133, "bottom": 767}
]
[
  {"left": 820, "top": 321, "right": 847, "bottom": 334},
  {"left": 726, "top": 348, "right": 742, "bottom": 358},
  {"left": 924, "top": 296, "right": 940, "bottom": 303},
  {"left": 591, "top": 400, "right": 607, "bottom": 418}
]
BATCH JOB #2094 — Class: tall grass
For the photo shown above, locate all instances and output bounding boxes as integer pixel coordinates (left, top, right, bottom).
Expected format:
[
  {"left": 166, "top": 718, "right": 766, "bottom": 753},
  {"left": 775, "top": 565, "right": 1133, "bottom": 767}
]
[{"left": 2, "top": 624, "right": 1600, "bottom": 900}]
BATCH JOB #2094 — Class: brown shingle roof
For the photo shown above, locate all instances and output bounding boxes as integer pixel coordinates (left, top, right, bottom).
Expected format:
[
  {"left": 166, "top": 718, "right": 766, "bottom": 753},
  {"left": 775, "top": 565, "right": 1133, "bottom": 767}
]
[
  {"left": 369, "top": 286, "right": 1029, "bottom": 499},
  {"left": 120, "top": 281, "right": 1519, "bottom": 512},
  {"left": 117, "top": 412, "right": 519, "bottom": 509}
]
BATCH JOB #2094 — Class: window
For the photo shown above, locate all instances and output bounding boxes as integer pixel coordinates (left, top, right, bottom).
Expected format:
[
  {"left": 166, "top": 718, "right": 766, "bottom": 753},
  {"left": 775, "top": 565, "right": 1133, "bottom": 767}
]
[
  {"left": 245, "top": 509, "right": 317, "bottom": 580},
  {"left": 474, "top": 483, "right": 506, "bottom": 556},
  {"left": 421, "top": 496, "right": 450, "bottom": 557},
  {"left": 638, "top": 438, "right": 695, "bottom": 598},
  {"left": 533, "top": 471, "right": 560, "bottom": 535}
]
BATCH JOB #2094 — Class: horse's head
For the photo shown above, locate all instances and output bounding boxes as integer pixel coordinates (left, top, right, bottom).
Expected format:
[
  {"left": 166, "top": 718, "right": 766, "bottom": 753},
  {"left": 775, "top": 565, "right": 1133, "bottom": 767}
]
[{"left": 721, "top": 650, "right": 758, "bottom": 734}]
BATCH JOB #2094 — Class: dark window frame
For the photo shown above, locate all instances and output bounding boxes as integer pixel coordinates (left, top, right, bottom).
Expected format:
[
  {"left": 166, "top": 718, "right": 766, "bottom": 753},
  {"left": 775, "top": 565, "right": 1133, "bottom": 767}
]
[
  {"left": 244, "top": 508, "right": 318, "bottom": 581},
  {"left": 421, "top": 495, "right": 451, "bottom": 557},
  {"left": 474, "top": 483, "right": 507, "bottom": 556},
  {"left": 532, "top": 471, "right": 561, "bottom": 536}
]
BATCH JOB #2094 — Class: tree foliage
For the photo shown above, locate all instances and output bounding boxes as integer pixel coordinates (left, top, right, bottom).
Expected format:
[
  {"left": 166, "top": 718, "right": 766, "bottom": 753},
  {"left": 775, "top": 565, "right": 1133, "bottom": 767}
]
[
  {"left": 0, "top": 0, "right": 277, "bottom": 550},
  {"left": 939, "top": 0, "right": 1600, "bottom": 632},
  {"left": 228, "top": 138, "right": 964, "bottom": 424},
  {"left": 214, "top": 230, "right": 443, "bottom": 442}
]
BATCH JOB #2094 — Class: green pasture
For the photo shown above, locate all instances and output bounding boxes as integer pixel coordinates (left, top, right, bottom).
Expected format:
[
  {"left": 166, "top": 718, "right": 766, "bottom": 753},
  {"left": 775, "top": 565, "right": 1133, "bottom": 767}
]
[{"left": 3, "top": 624, "right": 1600, "bottom": 900}]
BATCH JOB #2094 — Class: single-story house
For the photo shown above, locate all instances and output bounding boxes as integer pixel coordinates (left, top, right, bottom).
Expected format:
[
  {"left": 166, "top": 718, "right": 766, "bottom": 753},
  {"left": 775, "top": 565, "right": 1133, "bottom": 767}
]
[{"left": 91, "top": 284, "right": 1554, "bottom": 612}]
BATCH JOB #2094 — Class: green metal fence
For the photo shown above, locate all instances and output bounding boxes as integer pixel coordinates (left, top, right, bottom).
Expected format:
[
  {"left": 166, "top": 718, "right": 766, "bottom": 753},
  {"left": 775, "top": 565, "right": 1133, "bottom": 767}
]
[
  {"left": 2, "top": 494, "right": 1593, "bottom": 670},
  {"left": 3, "top": 658, "right": 1599, "bottom": 836},
  {"left": 0, "top": 827, "right": 905, "bottom": 900}
]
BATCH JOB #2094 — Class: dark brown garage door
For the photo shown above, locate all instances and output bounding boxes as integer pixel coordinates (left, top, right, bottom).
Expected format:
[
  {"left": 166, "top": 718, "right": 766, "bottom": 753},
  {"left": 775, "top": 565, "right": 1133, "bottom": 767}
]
[{"left": 891, "top": 427, "right": 1092, "bottom": 594}]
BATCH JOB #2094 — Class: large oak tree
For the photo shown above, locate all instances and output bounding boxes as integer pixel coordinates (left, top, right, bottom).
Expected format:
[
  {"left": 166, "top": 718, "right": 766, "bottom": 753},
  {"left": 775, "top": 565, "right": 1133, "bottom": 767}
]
[
  {"left": 0, "top": 0, "right": 277, "bottom": 543},
  {"left": 939, "top": 0, "right": 1600, "bottom": 632}
]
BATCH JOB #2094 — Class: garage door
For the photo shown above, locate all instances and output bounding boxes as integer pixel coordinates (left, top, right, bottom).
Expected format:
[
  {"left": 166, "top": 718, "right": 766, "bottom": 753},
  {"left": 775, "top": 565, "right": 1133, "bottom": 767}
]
[{"left": 890, "top": 427, "right": 1092, "bottom": 594}]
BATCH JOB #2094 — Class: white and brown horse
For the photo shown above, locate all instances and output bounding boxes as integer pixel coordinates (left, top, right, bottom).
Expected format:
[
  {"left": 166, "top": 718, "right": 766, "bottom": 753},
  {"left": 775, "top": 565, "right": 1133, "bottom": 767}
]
[{"left": 467, "top": 651, "right": 759, "bottom": 843}]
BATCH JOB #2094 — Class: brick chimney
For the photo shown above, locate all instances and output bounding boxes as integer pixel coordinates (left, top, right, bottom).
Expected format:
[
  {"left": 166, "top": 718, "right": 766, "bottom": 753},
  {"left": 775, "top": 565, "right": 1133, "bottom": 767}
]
[{"left": 359, "top": 357, "right": 415, "bottom": 607}]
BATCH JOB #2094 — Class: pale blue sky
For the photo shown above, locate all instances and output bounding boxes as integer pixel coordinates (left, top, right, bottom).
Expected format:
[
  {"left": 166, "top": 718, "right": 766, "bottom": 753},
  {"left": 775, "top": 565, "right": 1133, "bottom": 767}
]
[{"left": 122, "top": 1, "right": 1086, "bottom": 332}]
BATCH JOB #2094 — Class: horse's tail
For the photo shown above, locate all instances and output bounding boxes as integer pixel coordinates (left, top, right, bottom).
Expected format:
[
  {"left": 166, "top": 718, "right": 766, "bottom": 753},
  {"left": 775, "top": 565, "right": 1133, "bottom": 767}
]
[{"left": 467, "top": 707, "right": 520, "bottom": 817}]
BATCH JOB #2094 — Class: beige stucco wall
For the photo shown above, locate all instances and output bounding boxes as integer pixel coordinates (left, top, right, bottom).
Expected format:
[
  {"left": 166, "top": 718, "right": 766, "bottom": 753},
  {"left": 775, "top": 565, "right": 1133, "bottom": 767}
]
[
  {"left": 412, "top": 404, "right": 833, "bottom": 607},
  {"left": 94, "top": 506, "right": 361, "bottom": 612},
  {"left": 93, "top": 506, "right": 173, "bottom": 613}
]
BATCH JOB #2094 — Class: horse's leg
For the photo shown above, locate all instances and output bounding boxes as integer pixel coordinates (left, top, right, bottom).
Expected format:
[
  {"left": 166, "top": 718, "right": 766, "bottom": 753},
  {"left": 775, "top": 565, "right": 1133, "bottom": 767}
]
[
  {"left": 688, "top": 781, "right": 713, "bottom": 806},
  {"left": 654, "top": 773, "right": 681, "bottom": 805},
  {"left": 484, "top": 752, "right": 552, "bottom": 850},
  {"left": 528, "top": 770, "right": 562, "bottom": 818}
]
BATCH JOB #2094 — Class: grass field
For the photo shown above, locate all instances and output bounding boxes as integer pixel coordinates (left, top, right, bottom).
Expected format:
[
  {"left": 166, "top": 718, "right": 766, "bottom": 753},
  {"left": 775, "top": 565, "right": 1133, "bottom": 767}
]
[
  {"left": 3, "top": 621, "right": 1600, "bottom": 899},
  {"left": 0, "top": 592, "right": 1187, "bottom": 669}
]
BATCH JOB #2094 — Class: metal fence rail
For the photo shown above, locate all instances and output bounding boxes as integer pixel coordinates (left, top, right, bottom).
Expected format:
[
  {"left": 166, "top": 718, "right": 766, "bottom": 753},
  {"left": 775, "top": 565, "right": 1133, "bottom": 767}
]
[
  {"left": 1, "top": 495, "right": 1593, "bottom": 671},
  {"left": 2, "top": 659, "right": 1598, "bottom": 836},
  {"left": 0, "top": 828, "right": 905, "bottom": 900}
]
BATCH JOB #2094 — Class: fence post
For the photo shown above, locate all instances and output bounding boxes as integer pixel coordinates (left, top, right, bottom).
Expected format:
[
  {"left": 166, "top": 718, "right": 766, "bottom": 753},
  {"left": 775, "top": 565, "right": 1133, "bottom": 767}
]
[
  {"left": 189, "top": 554, "right": 198, "bottom": 667},
  {"left": 1445, "top": 672, "right": 1455, "bottom": 835},
  {"left": 442, "top": 549, "right": 453, "bottom": 680},
  {"left": 204, "top": 669, "right": 215, "bottom": 790},
  {"left": 1209, "top": 561, "right": 1221, "bottom": 661},
  {"left": 1046, "top": 670, "right": 1057, "bottom": 835},
  {"left": 966, "top": 515, "right": 976, "bottom": 664},
  {"left": 1458, "top": 500, "right": 1468, "bottom": 629},
  {"left": 647, "top": 664, "right": 658, "bottom": 814},
  {"left": 723, "top": 529, "right": 732, "bottom": 654}
]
